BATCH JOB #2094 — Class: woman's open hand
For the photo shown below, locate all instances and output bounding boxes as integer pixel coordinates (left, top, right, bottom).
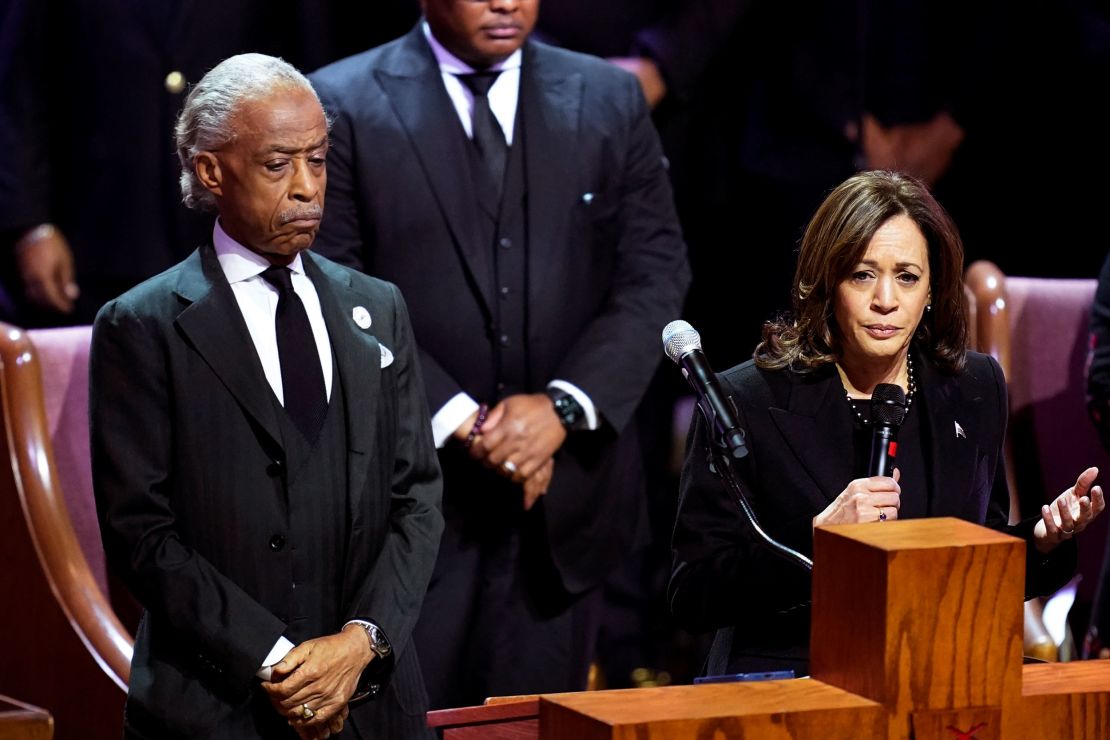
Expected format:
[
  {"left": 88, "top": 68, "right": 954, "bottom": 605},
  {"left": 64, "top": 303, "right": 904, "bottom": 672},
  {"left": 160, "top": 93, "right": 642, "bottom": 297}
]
[{"left": 1034, "top": 467, "right": 1105, "bottom": 553}]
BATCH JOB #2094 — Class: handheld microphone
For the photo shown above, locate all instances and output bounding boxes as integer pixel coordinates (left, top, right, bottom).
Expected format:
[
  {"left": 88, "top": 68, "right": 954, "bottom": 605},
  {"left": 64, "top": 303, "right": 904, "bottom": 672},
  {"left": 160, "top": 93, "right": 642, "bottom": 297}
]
[
  {"left": 662, "top": 320, "right": 747, "bottom": 458},
  {"left": 868, "top": 383, "right": 907, "bottom": 477}
]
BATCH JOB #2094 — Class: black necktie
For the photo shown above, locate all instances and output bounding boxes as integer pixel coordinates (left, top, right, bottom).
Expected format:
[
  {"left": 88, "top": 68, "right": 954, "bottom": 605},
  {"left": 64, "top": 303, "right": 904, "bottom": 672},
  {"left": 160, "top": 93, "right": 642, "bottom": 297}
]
[
  {"left": 260, "top": 266, "right": 327, "bottom": 441},
  {"left": 458, "top": 71, "right": 508, "bottom": 197}
]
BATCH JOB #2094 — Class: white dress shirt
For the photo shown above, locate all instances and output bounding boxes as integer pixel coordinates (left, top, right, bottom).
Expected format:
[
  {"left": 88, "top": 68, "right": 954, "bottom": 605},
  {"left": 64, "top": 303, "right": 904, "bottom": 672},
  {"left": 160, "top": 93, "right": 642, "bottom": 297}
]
[
  {"left": 213, "top": 221, "right": 333, "bottom": 405},
  {"left": 421, "top": 24, "right": 599, "bottom": 446},
  {"left": 422, "top": 22, "right": 521, "bottom": 145}
]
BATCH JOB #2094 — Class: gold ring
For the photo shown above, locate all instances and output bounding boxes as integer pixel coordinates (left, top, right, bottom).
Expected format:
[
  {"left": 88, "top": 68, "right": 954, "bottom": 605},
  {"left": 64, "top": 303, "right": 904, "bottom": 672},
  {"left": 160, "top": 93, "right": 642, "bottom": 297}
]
[{"left": 300, "top": 704, "right": 315, "bottom": 720}]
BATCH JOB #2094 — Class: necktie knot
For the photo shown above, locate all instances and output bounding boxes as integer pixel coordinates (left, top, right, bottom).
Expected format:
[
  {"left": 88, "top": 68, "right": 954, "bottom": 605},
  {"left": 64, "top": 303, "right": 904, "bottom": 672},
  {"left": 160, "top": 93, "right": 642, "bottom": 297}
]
[
  {"left": 459, "top": 71, "right": 500, "bottom": 97},
  {"left": 261, "top": 265, "right": 295, "bottom": 295}
]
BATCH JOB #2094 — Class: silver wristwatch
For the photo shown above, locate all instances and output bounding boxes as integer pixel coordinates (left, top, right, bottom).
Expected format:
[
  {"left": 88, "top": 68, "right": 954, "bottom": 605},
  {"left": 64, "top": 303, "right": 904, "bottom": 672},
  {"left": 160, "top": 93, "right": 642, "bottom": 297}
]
[{"left": 349, "top": 619, "right": 392, "bottom": 660}]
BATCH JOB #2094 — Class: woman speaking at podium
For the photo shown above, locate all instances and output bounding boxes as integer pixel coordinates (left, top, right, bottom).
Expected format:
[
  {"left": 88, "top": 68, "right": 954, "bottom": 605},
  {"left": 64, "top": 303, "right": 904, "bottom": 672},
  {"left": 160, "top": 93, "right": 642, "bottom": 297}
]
[{"left": 669, "top": 170, "right": 1105, "bottom": 677}]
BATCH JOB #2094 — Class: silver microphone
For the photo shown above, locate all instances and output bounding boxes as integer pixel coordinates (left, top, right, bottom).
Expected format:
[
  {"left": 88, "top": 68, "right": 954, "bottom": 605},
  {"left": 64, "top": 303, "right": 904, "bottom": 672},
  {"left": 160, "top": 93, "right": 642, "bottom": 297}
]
[{"left": 663, "top": 320, "right": 746, "bottom": 458}]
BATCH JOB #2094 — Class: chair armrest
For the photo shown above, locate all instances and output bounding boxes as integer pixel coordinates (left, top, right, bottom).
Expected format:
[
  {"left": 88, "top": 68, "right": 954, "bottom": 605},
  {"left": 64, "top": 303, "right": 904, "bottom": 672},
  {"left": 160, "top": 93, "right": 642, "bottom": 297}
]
[{"left": 0, "top": 323, "right": 133, "bottom": 690}]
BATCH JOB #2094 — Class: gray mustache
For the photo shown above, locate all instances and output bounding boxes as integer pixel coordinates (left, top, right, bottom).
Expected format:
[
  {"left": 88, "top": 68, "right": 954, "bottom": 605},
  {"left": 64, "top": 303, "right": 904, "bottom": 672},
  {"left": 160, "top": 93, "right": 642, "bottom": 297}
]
[{"left": 279, "top": 205, "right": 323, "bottom": 224}]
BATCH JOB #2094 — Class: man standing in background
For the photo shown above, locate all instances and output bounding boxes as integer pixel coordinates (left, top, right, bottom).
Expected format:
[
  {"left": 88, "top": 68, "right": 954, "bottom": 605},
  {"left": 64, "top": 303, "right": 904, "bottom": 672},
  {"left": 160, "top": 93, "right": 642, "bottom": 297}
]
[{"left": 310, "top": 0, "right": 689, "bottom": 708}]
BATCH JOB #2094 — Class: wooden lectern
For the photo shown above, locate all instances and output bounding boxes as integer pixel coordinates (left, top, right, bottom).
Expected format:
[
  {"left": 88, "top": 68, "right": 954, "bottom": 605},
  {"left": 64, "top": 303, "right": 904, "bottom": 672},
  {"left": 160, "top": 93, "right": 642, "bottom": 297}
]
[
  {"left": 0, "top": 695, "right": 53, "bottom": 740},
  {"left": 428, "top": 518, "right": 1110, "bottom": 739}
]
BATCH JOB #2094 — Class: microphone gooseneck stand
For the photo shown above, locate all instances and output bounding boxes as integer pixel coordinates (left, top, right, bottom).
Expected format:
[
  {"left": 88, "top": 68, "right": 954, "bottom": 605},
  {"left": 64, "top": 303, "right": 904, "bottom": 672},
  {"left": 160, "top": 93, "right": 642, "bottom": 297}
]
[
  {"left": 701, "top": 405, "right": 814, "bottom": 572},
  {"left": 662, "top": 320, "right": 812, "bottom": 572}
]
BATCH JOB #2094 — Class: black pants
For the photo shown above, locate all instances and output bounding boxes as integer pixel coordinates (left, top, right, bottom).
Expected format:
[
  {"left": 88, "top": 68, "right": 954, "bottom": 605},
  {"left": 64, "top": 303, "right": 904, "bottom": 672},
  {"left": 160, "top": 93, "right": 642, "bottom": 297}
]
[{"left": 413, "top": 488, "right": 603, "bottom": 710}]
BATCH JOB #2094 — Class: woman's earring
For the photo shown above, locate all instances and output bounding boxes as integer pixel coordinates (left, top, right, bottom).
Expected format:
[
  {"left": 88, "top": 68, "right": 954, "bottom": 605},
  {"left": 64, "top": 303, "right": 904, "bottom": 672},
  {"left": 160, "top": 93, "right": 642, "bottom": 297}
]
[{"left": 925, "top": 304, "right": 932, "bottom": 313}]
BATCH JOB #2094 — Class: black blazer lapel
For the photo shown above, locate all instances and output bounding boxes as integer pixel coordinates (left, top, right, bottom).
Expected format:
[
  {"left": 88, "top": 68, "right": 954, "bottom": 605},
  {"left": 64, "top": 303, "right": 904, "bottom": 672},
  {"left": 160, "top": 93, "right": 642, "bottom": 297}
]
[
  {"left": 173, "top": 245, "right": 284, "bottom": 453},
  {"left": 304, "top": 254, "right": 381, "bottom": 518},
  {"left": 916, "top": 358, "right": 981, "bottom": 516},
  {"left": 520, "top": 41, "right": 583, "bottom": 301},
  {"left": 375, "top": 27, "right": 495, "bottom": 313},
  {"left": 769, "top": 368, "right": 856, "bottom": 504}
]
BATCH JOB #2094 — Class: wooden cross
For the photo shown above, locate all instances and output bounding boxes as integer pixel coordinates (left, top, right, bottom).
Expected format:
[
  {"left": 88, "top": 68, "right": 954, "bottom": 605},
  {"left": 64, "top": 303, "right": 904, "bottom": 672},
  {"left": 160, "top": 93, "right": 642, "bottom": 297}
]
[{"left": 430, "top": 518, "right": 1110, "bottom": 739}]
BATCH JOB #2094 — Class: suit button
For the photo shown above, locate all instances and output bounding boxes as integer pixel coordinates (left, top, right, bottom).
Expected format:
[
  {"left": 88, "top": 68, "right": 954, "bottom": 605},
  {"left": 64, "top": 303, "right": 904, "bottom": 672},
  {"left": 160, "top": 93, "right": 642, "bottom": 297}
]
[
  {"left": 499, "top": 237, "right": 512, "bottom": 249},
  {"left": 267, "top": 460, "right": 284, "bottom": 477},
  {"left": 500, "top": 286, "right": 510, "bottom": 298},
  {"left": 499, "top": 334, "right": 510, "bottom": 347},
  {"left": 496, "top": 382, "right": 506, "bottom": 392},
  {"left": 164, "top": 70, "right": 186, "bottom": 94},
  {"left": 269, "top": 534, "right": 286, "bottom": 552}
]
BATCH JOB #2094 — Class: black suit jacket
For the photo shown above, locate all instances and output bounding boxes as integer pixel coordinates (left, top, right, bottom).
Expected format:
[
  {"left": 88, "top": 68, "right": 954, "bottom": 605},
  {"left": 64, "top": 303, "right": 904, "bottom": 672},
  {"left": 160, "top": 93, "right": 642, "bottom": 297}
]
[
  {"left": 669, "top": 351, "right": 1076, "bottom": 674},
  {"left": 309, "top": 27, "right": 689, "bottom": 592},
  {"left": 90, "top": 244, "right": 443, "bottom": 738}
]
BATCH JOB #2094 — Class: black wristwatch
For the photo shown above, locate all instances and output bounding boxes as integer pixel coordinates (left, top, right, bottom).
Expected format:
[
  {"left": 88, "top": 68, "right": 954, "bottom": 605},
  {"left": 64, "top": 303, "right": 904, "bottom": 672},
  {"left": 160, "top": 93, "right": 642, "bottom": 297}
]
[{"left": 545, "top": 388, "right": 588, "bottom": 431}]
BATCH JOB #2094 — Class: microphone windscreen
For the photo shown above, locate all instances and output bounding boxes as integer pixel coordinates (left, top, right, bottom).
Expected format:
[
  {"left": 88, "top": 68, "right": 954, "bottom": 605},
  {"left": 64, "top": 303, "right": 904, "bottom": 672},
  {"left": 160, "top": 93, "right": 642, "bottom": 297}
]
[
  {"left": 662, "top": 320, "right": 702, "bottom": 363},
  {"left": 871, "top": 383, "right": 907, "bottom": 426}
]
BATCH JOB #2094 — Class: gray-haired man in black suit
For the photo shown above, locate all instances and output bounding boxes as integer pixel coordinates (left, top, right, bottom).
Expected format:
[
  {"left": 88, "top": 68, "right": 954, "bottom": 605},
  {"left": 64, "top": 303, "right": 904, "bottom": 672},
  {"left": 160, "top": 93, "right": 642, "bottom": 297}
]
[{"left": 91, "top": 53, "right": 442, "bottom": 739}]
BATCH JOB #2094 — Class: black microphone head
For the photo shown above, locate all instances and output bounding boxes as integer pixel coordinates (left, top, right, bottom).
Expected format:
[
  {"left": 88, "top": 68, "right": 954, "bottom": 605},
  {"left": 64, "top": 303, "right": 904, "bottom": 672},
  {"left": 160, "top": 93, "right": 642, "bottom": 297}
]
[
  {"left": 871, "top": 383, "right": 907, "bottom": 426},
  {"left": 662, "top": 320, "right": 701, "bottom": 364}
]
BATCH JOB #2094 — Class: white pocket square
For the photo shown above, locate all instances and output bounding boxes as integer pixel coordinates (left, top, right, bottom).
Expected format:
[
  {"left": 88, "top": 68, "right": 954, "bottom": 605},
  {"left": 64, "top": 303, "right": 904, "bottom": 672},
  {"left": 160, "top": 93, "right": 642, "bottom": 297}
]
[{"left": 379, "top": 343, "right": 394, "bottom": 368}]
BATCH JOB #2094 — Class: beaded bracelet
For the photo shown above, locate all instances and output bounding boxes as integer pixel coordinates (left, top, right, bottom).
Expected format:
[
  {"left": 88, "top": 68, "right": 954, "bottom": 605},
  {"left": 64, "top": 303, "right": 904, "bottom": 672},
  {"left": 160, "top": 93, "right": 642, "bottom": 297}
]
[{"left": 464, "top": 403, "right": 489, "bottom": 449}]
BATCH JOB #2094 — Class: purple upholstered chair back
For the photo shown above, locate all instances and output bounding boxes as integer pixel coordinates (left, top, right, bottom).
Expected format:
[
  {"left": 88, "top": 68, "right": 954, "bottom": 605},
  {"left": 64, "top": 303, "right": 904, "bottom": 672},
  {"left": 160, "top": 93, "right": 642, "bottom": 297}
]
[
  {"left": 27, "top": 326, "right": 107, "bottom": 594},
  {"left": 1003, "top": 277, "right": 1110, "bottom": 612}
]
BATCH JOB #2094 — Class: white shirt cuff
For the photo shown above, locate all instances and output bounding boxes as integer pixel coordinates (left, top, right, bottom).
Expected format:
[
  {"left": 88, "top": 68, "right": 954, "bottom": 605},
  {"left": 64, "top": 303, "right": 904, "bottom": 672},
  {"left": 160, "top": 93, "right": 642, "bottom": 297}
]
[
  {"left": 548, "top": 380, "right": 599, "bottom": 430},
  {"left": 432, "top": 392, "right": 481, "bottom": 448},
  {"left": 256, "top": 636, "right": 295, "bottom": 681}
]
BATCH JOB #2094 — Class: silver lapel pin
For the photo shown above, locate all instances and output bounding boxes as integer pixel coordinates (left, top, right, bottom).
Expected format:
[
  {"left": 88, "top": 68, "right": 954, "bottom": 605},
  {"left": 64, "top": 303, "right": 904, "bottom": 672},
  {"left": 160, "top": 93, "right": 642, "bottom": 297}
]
[{"left": 954, "top": 421, "right": 966, "bottom": 439}]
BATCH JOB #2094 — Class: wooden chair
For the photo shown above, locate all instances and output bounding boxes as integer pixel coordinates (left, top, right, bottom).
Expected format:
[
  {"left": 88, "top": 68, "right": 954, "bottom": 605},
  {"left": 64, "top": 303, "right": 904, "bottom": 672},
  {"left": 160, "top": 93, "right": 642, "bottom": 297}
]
[
  {"left": 0, "top": 322, "right": 135, "bottom": 740},
  {"left": 964, "top": 261, "right": 1110, "bottom": 660}
]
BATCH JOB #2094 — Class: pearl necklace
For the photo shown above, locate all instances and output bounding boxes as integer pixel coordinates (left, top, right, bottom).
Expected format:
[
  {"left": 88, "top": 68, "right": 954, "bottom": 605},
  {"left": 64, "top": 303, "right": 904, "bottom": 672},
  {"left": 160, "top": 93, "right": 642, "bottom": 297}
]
[{"left": 844, "top": 355, "right": 916, "bottom": 426}]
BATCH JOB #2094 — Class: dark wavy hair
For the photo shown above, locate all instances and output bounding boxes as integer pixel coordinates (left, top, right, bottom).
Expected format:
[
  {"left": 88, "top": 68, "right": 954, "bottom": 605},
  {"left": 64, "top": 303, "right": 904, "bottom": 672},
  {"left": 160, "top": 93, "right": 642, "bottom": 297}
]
[{"left": 755, "top": 170, "right": 968, "bottom": 374}]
